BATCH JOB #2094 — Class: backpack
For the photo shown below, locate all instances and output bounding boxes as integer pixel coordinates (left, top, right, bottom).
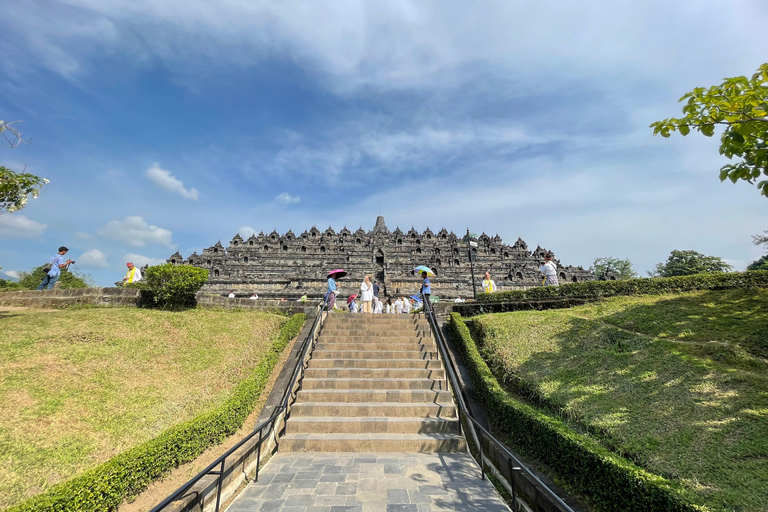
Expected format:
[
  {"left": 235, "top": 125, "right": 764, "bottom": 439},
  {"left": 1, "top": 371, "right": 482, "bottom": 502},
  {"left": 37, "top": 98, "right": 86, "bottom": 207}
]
[{"left": 42, "top": 259, "right": 53, "bottom": 273}]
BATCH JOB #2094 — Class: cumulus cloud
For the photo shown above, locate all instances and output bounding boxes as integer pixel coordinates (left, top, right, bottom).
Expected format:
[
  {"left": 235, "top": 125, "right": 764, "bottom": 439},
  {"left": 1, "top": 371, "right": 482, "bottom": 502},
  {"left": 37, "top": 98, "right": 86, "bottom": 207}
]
[
  {"left": 5, "top": 270, "right": 20, "bottom": 279},
  {"left": 78, "top": 249, "right": 109, "bottom": 268},
  {"left": 275, "top": 192, "right": 300, "bottom": 204},
  {"left": 76, "top": 231, "right": 94, "bottom": 239},
  {"left": 98, "top": 216, "right": 174, "bottom": 247},
  {"left": 123, "top": 253, "right": 168, "bottom": 267},
  {"left": 145, "top": 163, "right": 199, "bottom": 200},
  {"left": 0, "top": 214, "right": 47, "bottom": 238},
  {"left": 238, "top": 225, "right": 257, "bottom": 238}
]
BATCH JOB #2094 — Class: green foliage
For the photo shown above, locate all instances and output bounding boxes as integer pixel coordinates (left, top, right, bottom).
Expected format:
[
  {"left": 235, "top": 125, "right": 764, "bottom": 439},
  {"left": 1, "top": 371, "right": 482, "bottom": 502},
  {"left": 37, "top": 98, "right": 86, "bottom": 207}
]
[
  {"left": 6, "top": 313, "right": 306, "bottom": 512},
  {"left": 18, "top": 265, "right": 92, "bottom": 290},
  {"left": 143, "top": 264, "right": 209, "bottom": 309},
  {"left": 589, "top": 256, "right": 638, "bottom": 280},
  {"left": 0, "top": 166, "right": 48, "bottom": 213},
  {"left": 478, "top": 270, "right": 768, "bottom": 302},
  {"left": 448, "top": 313, "right": 706, "bottom": 512},
  {"left": 747, "top": 254, "right": 768, "bottom": 271},
  {"left": 0, "top": 278, "right": 23, "bottom": 291},
  {"left": 650, "top": 63, "right": 768, "bottom": 197},
  {"left": 650, "top": 250, "right": 732, "bottom": 277}
]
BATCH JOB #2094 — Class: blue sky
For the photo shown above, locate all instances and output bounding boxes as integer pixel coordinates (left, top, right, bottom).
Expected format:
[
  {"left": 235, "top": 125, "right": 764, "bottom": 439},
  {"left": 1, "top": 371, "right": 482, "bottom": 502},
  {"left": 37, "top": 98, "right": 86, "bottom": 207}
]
[{"left": 1, "top": 0, "right": 767, "bottom": 285}]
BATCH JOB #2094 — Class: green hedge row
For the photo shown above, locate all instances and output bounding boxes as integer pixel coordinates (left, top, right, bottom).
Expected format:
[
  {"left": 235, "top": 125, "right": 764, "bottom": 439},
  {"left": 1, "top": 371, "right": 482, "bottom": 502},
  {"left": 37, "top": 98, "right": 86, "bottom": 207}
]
[
  {"left": 8, "top": 313, "right": 306, "bottom": 512},
  {"left": 478, "top": 270, "right": 768, "bottom": 302},
  {"left": 448, "top": 313, "right": 708, "bottom": 512}
]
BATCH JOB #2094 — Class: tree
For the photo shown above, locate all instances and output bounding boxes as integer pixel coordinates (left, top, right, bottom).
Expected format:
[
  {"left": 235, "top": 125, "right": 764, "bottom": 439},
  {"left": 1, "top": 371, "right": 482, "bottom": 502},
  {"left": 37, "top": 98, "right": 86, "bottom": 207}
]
[
  {"left": 649, "top": 250, "right": 732, "bottom": 278},
  {"left": 18, "top": 265, "right": 93, "bottom": 290},
  {"left": 1, "top": 120, "right": 48, "bottom": 213},
  {"left": 748, "top": 227, "right": 768, "bottom": 270},
  {"left": 650, "top": 63, "right": 768, "bottom": 197},
  {"left": 589, "top": 257, "right": 638, "bottom": 280}
]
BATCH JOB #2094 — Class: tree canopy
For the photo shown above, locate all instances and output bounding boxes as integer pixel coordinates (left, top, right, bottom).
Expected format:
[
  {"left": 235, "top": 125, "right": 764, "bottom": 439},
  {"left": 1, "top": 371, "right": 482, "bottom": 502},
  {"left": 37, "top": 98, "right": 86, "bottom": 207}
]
[
  {"left": 748, "top": 227, "right": 768, "bottom": 270},
  {"left": 649, "top": 250, "right": 732, "bottom": 278},
  {"left": 589, "top": 257, "right": 638, "bottom": 280},
  {"left": 650, "top": 63, "right": 768, "bottom": 197},
  {"left": 0, "top": 166, "right": 48, "bottom": 213}
]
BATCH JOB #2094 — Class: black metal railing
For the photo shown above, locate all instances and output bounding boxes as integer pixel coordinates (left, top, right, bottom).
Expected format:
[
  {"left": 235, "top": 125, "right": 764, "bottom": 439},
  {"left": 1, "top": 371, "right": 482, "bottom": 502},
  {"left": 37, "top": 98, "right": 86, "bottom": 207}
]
[
  {"left": 150, "top": 302, "right": 327, "bottom": 512},
  {"left": 421, "top": 295, "right": 575, "bottom": 512}
]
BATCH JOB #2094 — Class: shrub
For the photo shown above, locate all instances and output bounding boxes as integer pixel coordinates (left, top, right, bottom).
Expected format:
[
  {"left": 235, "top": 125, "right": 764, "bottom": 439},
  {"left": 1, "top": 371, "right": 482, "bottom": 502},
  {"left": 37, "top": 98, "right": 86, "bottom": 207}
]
[
  {"left": 478, "top": 270, "right": 768, "bottom": 303},
  {"left": 143, "top": 264, "right": 209, "bottom": 309},
  {"left": 448, "top": 313, "right": 707, "bottom": 512},
  {"left": 18, "top": 265, "right": 93, "bottom": 290},
  {"left": 7, "top": 313, "right": 306, "bottom": 512},
  {"left": 0, "top": 278, "right": 23, "bottom": 291}
]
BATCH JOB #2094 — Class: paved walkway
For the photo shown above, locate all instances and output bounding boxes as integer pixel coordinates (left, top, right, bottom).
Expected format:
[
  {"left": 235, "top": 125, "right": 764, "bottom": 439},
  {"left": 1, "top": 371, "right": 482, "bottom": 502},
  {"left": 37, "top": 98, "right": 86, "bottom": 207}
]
[{"left": 227, "top": 452, "right": 510, "bottom": 512}]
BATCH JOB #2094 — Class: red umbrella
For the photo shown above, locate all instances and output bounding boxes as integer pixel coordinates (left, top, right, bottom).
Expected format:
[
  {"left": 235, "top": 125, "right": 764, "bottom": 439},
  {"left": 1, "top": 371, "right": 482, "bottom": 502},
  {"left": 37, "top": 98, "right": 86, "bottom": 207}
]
[
  {"left": 327, "top": 269, "right": 347, "bottom": 279},
  {"left": 347, "top": 293, "right": 357, "bottom": 305}
]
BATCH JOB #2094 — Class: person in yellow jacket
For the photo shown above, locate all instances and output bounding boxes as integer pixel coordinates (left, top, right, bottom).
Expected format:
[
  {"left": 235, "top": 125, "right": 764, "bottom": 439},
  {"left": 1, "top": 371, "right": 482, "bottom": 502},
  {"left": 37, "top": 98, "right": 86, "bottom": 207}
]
[
  {"left": 123, "top": 262, "right": 142, "bottom": 284},
  {"left": 482, "top": 271, "right": 497, "bottom": 294}
]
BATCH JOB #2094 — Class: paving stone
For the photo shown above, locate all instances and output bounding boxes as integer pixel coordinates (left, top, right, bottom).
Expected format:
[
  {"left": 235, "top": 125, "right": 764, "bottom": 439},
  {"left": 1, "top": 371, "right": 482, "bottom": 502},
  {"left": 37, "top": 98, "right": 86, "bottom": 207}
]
[
  {"left": 285, "top": 494, "right": 316, "bottom": 506},
  {"left": 336, "top": 483, "right": 357, "bottom": 495},
  {"left": 386, "top": 505, "right": 419, "bottom": 512},
  {"left": 329, "top": 506, "right": 363, "bottom": 512},
  {"left": 259, "top": 499, "right": 285, "bottom": 511},
  {"left": 387, "top": 489, "right": 410, "bottom": 504}
]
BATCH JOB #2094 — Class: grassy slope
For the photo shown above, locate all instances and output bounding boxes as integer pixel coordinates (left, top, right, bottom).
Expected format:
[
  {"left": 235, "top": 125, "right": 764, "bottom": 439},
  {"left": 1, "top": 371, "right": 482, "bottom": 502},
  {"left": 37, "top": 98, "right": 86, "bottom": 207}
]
[
  {"left": 0, "top": 307, "right": 287, "bottom": 510},
  {"left": 469, "top": 289, "right": 768, "bottom": 512}
]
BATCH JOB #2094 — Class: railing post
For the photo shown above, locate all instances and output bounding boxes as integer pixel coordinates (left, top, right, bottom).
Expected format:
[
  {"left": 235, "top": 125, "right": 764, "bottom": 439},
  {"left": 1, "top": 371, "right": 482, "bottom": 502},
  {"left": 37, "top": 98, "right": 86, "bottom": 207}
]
[
  {"left": 256, "top": 428, "right": 262, "bottom": 482},
  {"left": 508, "top": 457, "right": 521, "bottom": 511},
  {"left": 214, "top": 458, "right": 225, "bottom": 512},
  {"left": 479, "top": 432, "right": 485, "bottom": 479}
]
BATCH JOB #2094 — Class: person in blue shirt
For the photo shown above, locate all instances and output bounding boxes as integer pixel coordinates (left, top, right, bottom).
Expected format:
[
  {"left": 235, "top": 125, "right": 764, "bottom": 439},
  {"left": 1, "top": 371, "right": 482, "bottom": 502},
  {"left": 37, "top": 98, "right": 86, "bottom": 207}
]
[
  {"left": 38, "top": 246, "right": 74, "bottom": 290},
  {"left": 420, "top": 271, "right": 431, "bottom": 307},
  {"left": 326, "top": 276, "right": 338, "bottom": 311}
]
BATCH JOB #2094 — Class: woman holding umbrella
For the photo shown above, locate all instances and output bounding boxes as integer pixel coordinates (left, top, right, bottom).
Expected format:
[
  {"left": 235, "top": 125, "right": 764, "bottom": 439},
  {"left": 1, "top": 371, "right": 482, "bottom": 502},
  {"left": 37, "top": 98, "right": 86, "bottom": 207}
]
[
  {"left": 414, "top": 266, "right": 434, "bottom": 307},
  {"left": 326, "top": 269, "right": 346, "bottom": 311}
]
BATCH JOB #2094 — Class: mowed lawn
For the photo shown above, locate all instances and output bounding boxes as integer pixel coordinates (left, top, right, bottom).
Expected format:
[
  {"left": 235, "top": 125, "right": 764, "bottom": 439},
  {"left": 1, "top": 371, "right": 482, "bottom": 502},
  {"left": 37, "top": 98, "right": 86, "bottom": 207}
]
[
  {"left": 0, "top": 307, "right": 288, "bottom": 509},
  {"left": 468, "top": 289, "right": 768, "bottom": 512}
]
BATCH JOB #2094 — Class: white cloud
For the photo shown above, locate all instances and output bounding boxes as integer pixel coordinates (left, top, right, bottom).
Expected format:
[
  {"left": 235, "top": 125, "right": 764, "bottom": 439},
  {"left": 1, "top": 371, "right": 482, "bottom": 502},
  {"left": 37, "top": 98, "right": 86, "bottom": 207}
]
[
  {"left": 145, "top": 163, "right": 199, "bottom": 200},
  {"left": 0, "top": 214, "right": 47, "bottom": 238},
  {"left": 123, "top": 253, "right": 168, "bottom": 267},
  {"left": 238, "top": 225, "right": 257, "bottom": 238},
  {"left": 76, "top": 231, "right": 94, "bottom": 239},
  {"left": 98, "top": 216, "right": 174, "bottom": 247},
  {"left": 275, "top": 192, "right": 300, "bottom": 205},
  {"left": 78, "top": 249, "right": 109, "bottom": 268},
  {"left": 5, "top": 270, "right": 20, "bottom": 278}
]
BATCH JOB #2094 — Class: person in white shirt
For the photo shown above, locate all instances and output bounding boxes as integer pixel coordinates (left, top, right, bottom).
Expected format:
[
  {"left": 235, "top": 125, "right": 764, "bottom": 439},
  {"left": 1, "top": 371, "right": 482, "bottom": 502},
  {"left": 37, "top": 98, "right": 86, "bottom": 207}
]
[
  {"left": 228, "top": 290, "right": 236, "bottom": 298},
  {"left": 539, "top": 252, "right": 559, "bottom": 286},
  {"left": 360, "top": 275, "right": 374, "bottom": 313},
  {"left": 373, "top": 297, "right": 383, "bottom": 314},
  {"left": 350, "top": 300, "right": 359, "bottom": 313},
  {"left": 454, "top": 296, "right": 465, "bottom": 303},
  {"left": 395, "top": 298, "right": 403, "bottom": 314},
  {"left": 123, "top": 262, "right": 142, "bottom": 284},
  {"left": 249, "top": 293, "right": 258, "bottom": 300},
  {"left": 482, "top": 272, "right": 496, "bottom": 294},
  {"left": 403, "top": 297, "right": 412, "bottom": 314}
]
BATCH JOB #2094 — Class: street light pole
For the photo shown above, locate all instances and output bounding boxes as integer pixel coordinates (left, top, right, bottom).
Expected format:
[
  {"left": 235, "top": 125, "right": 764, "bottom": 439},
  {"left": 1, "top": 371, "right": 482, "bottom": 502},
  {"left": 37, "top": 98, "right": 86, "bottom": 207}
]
[{"left": 466, "top": 228, "right": 477, "bottom": 300}]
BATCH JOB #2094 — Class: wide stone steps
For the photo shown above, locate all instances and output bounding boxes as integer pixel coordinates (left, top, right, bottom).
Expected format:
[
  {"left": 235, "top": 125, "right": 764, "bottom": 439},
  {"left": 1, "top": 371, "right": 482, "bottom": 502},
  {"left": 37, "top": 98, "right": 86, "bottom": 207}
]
[
  {"left": 285, "top": 416, "right": 460, "bottom": 434},
  {"left": 294, "top": 389, "right": 452, "bottom": 403},
  {"left": 281, "top": 315, "right": 465, "bottom": 453},
  {"left": 301, "top": 378, "right": 446, "bottom": 390}
]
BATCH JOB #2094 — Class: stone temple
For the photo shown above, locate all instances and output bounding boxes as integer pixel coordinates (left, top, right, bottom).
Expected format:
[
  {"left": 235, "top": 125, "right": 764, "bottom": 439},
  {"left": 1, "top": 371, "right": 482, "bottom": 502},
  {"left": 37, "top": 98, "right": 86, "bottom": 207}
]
[{"left": 167, "top": 216, "right": 594, "bottom": 299}]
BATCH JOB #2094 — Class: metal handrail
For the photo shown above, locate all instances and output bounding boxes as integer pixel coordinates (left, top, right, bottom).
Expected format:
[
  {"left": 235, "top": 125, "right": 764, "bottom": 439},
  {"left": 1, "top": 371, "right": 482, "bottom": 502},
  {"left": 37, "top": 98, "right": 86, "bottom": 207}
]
[
  {"left": 421, "top": 296, "right": 575, "bottom": 512},
  {"left": 150, "top": 302, "right": 327, "bottom": 512}
]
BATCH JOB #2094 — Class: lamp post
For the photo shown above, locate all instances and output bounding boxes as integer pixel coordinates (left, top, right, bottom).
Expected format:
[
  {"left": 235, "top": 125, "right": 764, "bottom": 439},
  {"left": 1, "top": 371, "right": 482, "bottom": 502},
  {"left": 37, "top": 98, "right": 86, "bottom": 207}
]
[{"left": 465, "top": 228, "right": 478, "bottom": 300}]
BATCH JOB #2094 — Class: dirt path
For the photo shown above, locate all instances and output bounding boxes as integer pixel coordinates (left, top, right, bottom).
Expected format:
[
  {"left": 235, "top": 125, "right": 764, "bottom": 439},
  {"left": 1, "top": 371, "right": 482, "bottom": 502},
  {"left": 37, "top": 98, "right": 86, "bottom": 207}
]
[{"left": 118, "top": 332, "right": 302, "bottom": 512}]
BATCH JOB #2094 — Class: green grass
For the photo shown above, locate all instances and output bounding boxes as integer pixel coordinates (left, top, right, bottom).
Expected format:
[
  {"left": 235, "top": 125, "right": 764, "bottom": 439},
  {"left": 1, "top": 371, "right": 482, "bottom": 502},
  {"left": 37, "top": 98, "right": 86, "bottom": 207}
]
[
  {"left": 468, "top": 289, "right": 768, "bottom": 512},
  {"left": 0, "top": 307, "right": 287, "bottom": 510}
]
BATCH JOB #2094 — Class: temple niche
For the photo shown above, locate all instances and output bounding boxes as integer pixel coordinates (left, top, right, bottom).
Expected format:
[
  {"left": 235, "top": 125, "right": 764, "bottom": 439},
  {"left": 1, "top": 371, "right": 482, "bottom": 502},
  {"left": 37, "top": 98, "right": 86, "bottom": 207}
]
[{"left": 167, "top": 216, "right": 595, "bottom": 298}]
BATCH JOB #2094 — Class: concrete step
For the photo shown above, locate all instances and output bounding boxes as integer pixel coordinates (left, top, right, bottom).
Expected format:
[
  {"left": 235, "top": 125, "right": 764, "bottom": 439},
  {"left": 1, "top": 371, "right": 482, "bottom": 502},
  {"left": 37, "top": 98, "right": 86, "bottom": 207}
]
[
  {"left": 285, "top": 416, "right": 460, "bottom": 434},
  {"left": 304, "top": 368, "right": 445, "bottom": 379},
  {"left": 325, "top": 314, "right": 426, "bottom": 322},
  {"left": 302, "top": 378, "right": 446, "bottom": 390},
  {"left": 289, "top": 402, "right": 457, "bottom": 418},
  {"left": 320, "top": 328, "right": 431, "bottom": 337},
  {"left": 308, "top": 359, "right": 443, "bottom": 369},
  {"left": 279, "top": 433, "right": 467, "bottom": 452},
  {"left": 312, "top": 350, "right": 438, "bottom": 360},
  {"left": 295, "top": 389, "right": 453, "bottom": 403},
  {"left": 314, "top": 342, "right": 436, "bottom": 351},
  {"left": 317, "top": 335, "right": 432, "bottom": 343}
]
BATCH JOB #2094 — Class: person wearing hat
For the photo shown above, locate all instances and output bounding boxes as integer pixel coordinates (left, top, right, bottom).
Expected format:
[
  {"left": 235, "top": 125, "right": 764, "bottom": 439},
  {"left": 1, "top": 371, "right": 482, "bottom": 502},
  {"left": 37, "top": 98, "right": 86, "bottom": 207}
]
[
  {"left": 539, "top": 252, "right": 559, "bottom": 286},
  {"left": 37, "top": 246, "right": 74, "bottom": 290},
  {"left": 123, "top": 262, "right": 142, "bottom": 285}
]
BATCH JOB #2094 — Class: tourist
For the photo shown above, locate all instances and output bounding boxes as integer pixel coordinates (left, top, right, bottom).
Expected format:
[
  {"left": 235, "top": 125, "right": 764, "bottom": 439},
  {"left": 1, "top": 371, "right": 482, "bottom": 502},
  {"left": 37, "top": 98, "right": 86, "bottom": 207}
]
[
  {"left": 482, "top": 271, "right": 497, "bottom": 294},
  {"left": 349, "top": 298, "right": 358, "bottom": 313},
  {"left": 402, "top": 297, "right": 412, "bottom": 314},
  {"left": 37, "top": 246, "right": 74, "bottom": 290},
  {"left": 228, "top": 290, "right": 236, "bottom": 298},
  {"left": 360, "top": 275, "right": 373, "bottom": 313},
  {"left": 394, "top": 297, "right": 403, "bottom": 314},
  {"left": 373, "top": 280, "right": 380, "bottom": 299},
  {"left": 123, "top": 262, "right": 142, "bottom": 285},
  {"left": 540, "top": 252, "right": 559, "bottom": 286},
  {"left": 420, "top": 271, "right": 431, "bottom": 305},
  {"left": 298, "top": 294, "right": 308, "bottom": 302},
  {"left": 385, "top": 298, "right": 392, "bottom": 314},
  {"left": 326, "top": 275, "right": 338, "bottom": 310},
  {"left": 454, "top": 296, "right": 465, "bottom": 303},
  {"left": 249, "top": 293, "right": 258, "bottom": 300},
  {"left": 373, "top": 297, "right": 383, "bottom": 314}
]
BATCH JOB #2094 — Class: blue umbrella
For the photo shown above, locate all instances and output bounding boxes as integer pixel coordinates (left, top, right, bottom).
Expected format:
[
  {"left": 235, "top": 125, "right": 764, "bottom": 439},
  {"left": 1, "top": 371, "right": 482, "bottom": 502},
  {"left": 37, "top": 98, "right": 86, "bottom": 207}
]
[
  {"left": 410, "top": 295, "right": 423, "bottom": 303},
  {"left": 413, "top": 265, "right": 435, "bottom": 276}
]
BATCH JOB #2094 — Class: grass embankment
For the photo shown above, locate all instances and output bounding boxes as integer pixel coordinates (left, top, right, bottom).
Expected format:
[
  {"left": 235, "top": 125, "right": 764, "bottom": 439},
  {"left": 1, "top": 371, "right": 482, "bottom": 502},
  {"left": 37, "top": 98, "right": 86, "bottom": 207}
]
[
  {"left": 0, "top": 307, "right": 289, "bottom": 510},
  {"left": 468, "top": 289, "right": 768, "bottom": 512}
]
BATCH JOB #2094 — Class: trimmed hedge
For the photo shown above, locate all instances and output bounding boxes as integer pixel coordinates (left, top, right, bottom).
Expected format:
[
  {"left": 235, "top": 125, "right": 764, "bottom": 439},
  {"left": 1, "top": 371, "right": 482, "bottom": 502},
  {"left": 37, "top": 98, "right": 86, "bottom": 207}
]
[
  {"left": 7, "top": 313, "right": 306, "bottom": 512},
  {"left": 448, "top": 313, "right": 708, "bottom": 512},
  {"left": 478, "top": 270, "right": 768, "bottom": 303}
]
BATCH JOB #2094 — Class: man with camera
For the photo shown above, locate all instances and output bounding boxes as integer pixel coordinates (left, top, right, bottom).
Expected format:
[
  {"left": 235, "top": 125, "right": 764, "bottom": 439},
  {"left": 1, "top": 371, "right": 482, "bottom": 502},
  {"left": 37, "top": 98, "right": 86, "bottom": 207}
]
[{"left": 37, "top": 246, "right": 75, "bottom": 290}]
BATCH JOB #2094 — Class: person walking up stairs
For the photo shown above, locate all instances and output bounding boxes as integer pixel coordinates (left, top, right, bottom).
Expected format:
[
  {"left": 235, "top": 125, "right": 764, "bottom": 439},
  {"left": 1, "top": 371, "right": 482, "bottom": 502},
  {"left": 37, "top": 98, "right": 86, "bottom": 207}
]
[{"left": 280, "top": 313, "right": 465, "bottom": 452}]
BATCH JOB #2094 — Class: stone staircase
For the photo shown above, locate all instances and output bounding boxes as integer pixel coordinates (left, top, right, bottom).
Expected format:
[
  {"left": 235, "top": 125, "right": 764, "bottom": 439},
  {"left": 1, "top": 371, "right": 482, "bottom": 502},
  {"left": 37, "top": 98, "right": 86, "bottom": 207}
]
[{"left": 280, "top": 314, "right": 466, "bottom": 452}]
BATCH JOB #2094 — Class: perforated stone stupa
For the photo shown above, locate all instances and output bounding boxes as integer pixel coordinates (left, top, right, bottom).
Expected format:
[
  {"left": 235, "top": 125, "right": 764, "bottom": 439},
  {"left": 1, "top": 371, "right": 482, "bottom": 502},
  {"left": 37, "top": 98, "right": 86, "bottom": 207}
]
[{"left": 167, "top": 216, "right": 594, "bottom": 298}]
